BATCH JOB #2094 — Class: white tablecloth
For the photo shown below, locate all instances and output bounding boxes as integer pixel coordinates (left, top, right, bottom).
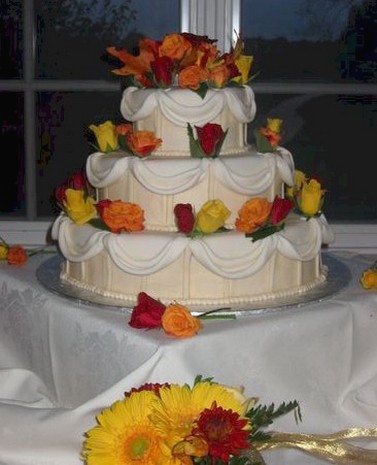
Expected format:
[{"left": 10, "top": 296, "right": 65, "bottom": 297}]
[{"left": 0, "top": 251, "right": 376, "bottom": 465}]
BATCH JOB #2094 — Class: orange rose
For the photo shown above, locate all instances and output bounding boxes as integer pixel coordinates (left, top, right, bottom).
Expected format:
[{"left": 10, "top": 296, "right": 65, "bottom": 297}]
[
  {"left": 7, "top": 245, "right": 28, "bottom": 266},
  {"left": 115, "top": 123, "right": 133, "bottom": 136},
  {"left": 161, "top": 303, "right": 203, "bottom": 338},
  {"left": 235, "top": 198, "right": 272, "bottom": 233},
  {"left": 178, "top": 65, "right": 208, "bottom": 90},
  {"left": 101, "top": 200, "right": 145, "bottom": 233},
  {"left": 208, "top": 63, "right": 229, "bottom": 88},
  {"left": 127, "top": 131, "right": 162, "bottom": 157},
  {"left": 159, "top": 33, "right": 192, "bottom": 61},
  {"left": 360, "top": 269, "right": 377, "bottom": 289}
]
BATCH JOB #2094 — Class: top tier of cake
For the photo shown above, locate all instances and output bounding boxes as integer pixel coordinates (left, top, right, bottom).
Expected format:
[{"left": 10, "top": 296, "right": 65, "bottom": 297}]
[{"left": 120, "top": 85, "right": 257, "bottom": 157}]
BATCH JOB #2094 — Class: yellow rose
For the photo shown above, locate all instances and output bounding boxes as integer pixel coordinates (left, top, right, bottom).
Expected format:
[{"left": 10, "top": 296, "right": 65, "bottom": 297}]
[
  {"left": 232, "top": 54, "right": 253, "bottom": 84},
  {"left": 196, "top": 199, "right": 231, "bottom": 234},
  {"left": 89, "top": 120, "right": 119, "bottom": 152},
  {"left": 0, "top": 243, "right": 8, "bottom": 260},
  {"left": 286, "top": 170, "right": 307, "bottom": 199},
  {"left": 360, "top": 269, "right": 377, "bottom": 289},
  {"left": 63, "top": 188, "right": 97, "bottom": 225},
  {"left": 266, "top": 118, "right": 283, "bottom": 134},
  {"left": 298, "top": 179, "right": 324, "bottom": 217}
]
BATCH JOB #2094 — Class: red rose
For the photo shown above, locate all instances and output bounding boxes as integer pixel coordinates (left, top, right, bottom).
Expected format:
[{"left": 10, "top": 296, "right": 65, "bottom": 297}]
[
  {"left": 174, "top": 203, "right": 196, "bottom": 234},
  {"left": 55, "top": 185, "right": 67, "bottom": 207},
  {"left": 195, "top": 123, "right": 225, "bottom": 156},
  {"left": 128, "top": 292, "right": 166, "bottom": 329},
  {"left": 68, "top": 171, "right": 87, "bottom": 190},
  {"left": 269, "top": 197, "right": 295, "bottom": 225},
  {"left": 151, "top": 56, "right": 175, "bottom": 87},
  {"left": 95, "top": 198, "right": 112, "bottom": 217}
]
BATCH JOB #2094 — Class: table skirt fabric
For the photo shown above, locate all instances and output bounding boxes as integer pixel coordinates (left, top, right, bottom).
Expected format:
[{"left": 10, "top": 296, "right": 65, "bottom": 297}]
[{"left": 0, "top": 251, "right": 376, "bottom": 465}]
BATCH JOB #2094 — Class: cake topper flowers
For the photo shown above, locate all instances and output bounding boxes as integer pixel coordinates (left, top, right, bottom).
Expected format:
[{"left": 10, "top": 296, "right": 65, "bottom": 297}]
[
  {"left": 187, "top": 122, "right": 228, "bottom": 158},
  {"left": 236, "top": 196, "right": 295, "bottom": 242},
  {"left": 174, "top": 199, "right": 231, "bottom": 236},
  {"left": 107, "top": 32, "right": 254, "bottom": 98},
  {"left": 81, "top": 375, "right": 301, "bottom": 465},
  {"left": 89, "top": 120, "right": 162, "bottom": 157}
]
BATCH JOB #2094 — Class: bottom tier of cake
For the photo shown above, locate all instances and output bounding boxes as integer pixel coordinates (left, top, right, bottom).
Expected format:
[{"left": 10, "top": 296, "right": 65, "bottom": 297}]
[{"left": 52, "top": 213, "right": 333, "bottom": 309}]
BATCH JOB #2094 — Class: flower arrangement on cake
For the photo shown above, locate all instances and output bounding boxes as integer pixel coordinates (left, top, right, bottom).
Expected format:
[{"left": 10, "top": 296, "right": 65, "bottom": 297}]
[
  {"left": 286, "top": 169, "right": 327, "bottom": 219},
  {"left": 81, "top": 375, "right": 301, "bottom": 465},
  {"left": 54, "top": 170, "right": 145, "bottom": 233},
  {"left": 107, "top": 32, "right": 254, "bottom": 98},
  {"left": 89, "top": 120, "right": 162, "bottom": 157},
  {"left": 254, "top": 118, "right": 283, "bottom": 153}
]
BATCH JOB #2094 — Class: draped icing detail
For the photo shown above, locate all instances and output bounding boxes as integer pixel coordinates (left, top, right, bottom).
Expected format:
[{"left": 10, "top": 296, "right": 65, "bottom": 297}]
[
  {"left": 86, "top": 151, "right": 294, "bottom": 196},
  {"left": 51, "top": 214, "right": 327, "bottom": 278},
  {"left": 120, "top": 86, "right": 257, "bottom": 126}
]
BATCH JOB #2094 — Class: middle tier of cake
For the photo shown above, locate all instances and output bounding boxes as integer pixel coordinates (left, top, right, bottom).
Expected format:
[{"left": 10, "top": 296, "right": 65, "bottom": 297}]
[{"left": 86, "top": 148, "right": 295, "bottom": 231}]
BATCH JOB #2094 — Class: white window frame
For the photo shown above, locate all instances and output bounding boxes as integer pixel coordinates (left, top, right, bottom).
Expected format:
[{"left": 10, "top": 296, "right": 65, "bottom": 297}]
[{"left": 1, "top": 0, "right": 376, "bottom": 252}]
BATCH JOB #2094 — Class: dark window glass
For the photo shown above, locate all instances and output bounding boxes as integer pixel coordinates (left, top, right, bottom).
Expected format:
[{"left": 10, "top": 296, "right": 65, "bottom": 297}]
[
  {"left": 35, "top": 0, "right": 180, "bottom": 79},
  {"left": 248, "top": 92, "right": 377, "bottom": 221},
  {"left": 36, "top": 91, "right": 122, "bottom": 216},
  {"left": 0, "top": 0, "right": 23, "bottom": 78},
  {"left": 0, "top": 92, "right": 25, "bottom": 215},
  {"left": 241, "top": 0, "right": 376, "bottom": 83}
]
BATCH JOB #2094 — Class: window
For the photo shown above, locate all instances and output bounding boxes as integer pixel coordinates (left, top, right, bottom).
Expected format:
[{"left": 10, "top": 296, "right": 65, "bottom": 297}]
[{"left": 1, "top": 0, "right": 376, "bottom": 250}]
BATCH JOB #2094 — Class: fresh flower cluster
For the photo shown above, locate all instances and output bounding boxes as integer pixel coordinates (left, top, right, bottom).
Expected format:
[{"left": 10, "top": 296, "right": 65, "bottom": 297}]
[
  {"left": 129, "top": 292, "right": 203, "bottom": 338},
  {"left": 188, "top": 122, "right": 227, "bottom": 158},
  {"left": 286, "top": 169, "right": 326, "bottom": 219},
  {"left": 55, "top": 171, "right": 145, "bottom": 232},
  {"left": 174, "top": 199, "right": 231, "bottom": 236},
  {"left": 129, "top": 292, "right": 234, "bottom": 339},
  {"left": 82, "top": 375, "right": 301, "bottom": 465},
  {"left": 0, "top": 237, "right": 29, "bottom": 266},
  {"left": 235, "top": 196, "right": 295, "bottom": 242},
  {"left": 0, "top": 236, "right": 53, "bottom": 266},
  {"left": 254, "top": 118, "right": 283, "bottom": 152},
  {"left": 89, "top": 120, "right": 162, "bottom": 157},
  {"left": 360, "top": 260, "right": 377, "bottom": 289},
  {"left": 107, "top": 32, "right": 254, "bottom": 98}
]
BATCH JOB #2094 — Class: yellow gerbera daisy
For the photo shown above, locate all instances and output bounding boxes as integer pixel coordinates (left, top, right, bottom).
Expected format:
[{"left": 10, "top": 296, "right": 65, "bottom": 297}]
[
  {"left": 82, "top": 390, "right": 169, "bottom": 465},
  {"left": 151, "top": 382, "right": 247, "bottom": 448}
]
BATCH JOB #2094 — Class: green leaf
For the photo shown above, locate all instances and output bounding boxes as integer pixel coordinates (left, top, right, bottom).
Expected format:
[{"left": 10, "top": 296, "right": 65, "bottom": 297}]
[
  {"left": 88, "top": 218, "right": 111, "bottom": 231},
  {"left": 195, "top": 82, "right": 209, "bottom": 100},
  {"left": 245, "top": 223, "right": 285, "bottom": 242},
  {"left": 254, "top": 129, "right": 273, "bottom": 153},
  {"left": 187, "top": 123, "right": 206, "bottom": 158}
]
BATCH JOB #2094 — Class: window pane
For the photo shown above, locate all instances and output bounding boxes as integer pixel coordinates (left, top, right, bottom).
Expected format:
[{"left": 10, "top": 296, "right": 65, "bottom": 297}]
[
  {"left": 35, "top": 0, "right": 180, "bottom": 79},
  {"left": 0, "top": 92, "right": 25, "bottom": 215},
  {"left": 36, "top": 91, "right": 121, "bottom": 216},
  {"left": 0, "top": 0, "right": 23, "bottom": 79},
  {"left": 248, "top": 92, "right": 377, "bottom": 221},
  {"left": 241, "top": 0, "right": 376, "bottom": 83}
]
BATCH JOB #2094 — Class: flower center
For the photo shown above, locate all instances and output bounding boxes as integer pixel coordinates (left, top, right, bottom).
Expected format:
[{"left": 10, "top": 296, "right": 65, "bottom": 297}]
[{"left": 127, "top": 436, "right": 150, "bottom": 459}]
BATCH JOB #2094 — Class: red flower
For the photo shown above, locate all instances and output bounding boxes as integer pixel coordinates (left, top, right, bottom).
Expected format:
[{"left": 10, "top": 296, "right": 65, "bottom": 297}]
[
  {"left": 195, "top": 123, "right": 225, "bottom": 156},
  {"left": 95, "top": 198, "right": 112, "bottom": 217},
  {"left": 192, "top": 402, "right": 250, "bottom": 462},
  {"left": 269, "top": 196, "right": 295, "bottom": 225},
  {"left": 124, "top": 382, "right": 171, "bottom": 398},
  {"left": 68, "top": 171, "right": 87, "bottom": 190},
  {"left": 129, "top": 292, "right": 166, "bottom": 329},
  {"left": 174, "top": 203, "right": 196, "bottom": 234},
  {"left": 151, "top": 56, "right": 175, "bottom": 87}
]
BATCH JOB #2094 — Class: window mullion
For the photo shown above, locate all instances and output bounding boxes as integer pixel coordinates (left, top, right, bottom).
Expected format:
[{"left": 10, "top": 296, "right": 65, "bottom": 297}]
[{"left": 23, "top": 0, "right": 36, "bottom": 220}]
